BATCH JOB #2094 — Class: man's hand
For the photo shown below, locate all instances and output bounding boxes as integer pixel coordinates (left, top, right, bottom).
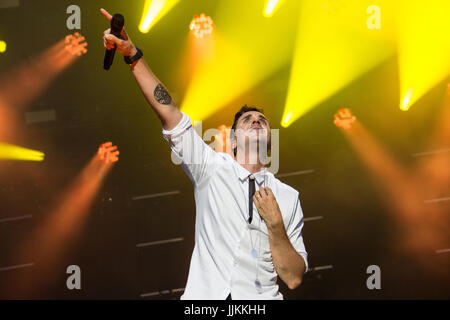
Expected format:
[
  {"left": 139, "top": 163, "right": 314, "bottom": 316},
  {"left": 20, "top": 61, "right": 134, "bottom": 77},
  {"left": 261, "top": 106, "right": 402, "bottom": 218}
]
[
  {"left": 101, "top": 8, "right": 137, "bottom": 57},
  {"left": 253, "top": 187, "right": 283, "bottom": 229},
  {"left": 254, "top": 186, "right": 306, "bottom": 289}
]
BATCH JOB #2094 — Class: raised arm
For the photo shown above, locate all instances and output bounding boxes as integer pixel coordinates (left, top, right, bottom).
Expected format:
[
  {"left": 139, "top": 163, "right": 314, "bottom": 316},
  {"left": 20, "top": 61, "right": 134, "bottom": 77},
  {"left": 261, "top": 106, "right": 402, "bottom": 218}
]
[
  {"left": 100, "top": 9, "right": 221, "bottom": 185},
  {"left": 100, "top": 8, "right": 182, "bottom": 130}
]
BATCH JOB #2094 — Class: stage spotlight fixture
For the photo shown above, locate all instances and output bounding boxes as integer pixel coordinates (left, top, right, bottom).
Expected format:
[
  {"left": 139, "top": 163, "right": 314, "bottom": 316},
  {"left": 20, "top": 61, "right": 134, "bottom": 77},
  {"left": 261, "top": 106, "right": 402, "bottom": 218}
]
[
  {"left": 400, "top": 88, "right": 413, "bottom": 111},
  {"left": 214, "top": 124, "right": 232, "bottom": 153},
  {"left": 64, "top": 32, "right": 87, "bottom": 56},
  {"left": 0, "top": 40, "right": 6, "bottom": 53},
  {"left": 263, "top": 0, "right": 283, "bottom": 17},
  {"left": 189, "top": 13, "right": 214, "bottom": 38},
  {"left": 281, "top": 110, "right": 293, "bottom": 128},
  {"left": 334, "top": 108, "right": 356, "bottom": 130},
  {"left": 97, "top": 142, "right": 119, "bottom": 163},
  {"left": 139, "top": 0, "right": 180, "bottom": 33}
]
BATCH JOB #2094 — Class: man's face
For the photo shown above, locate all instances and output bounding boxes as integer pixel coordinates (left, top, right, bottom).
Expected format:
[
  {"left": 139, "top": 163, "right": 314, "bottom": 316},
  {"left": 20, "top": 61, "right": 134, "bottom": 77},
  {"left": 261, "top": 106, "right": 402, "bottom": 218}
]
[{"left": 233, "top": 111, "right": 271, "bottom": 152}]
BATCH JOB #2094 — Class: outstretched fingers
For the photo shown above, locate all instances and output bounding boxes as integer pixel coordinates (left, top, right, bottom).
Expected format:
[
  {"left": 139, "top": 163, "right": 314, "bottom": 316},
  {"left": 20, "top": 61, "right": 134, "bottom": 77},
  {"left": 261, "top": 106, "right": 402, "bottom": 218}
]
[
  {"left": 100, "top": 8, "right": 112, "bottom": 21},
  {"left": 100, "top": 8, "right": 128, "bottom": 40}
]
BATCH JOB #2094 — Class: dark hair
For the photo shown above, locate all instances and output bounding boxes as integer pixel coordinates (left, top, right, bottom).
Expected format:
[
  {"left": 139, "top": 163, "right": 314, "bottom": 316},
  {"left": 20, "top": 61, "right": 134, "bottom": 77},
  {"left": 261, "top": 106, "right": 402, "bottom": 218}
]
[{"left": 230, "top": 105, "right": 267, "bottom": 156}]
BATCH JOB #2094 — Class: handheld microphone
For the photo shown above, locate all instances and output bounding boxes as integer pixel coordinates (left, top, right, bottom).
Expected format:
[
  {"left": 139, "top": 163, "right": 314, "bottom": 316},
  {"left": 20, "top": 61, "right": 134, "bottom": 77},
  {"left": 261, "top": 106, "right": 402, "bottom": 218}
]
[{"left": 103, "top": 13, "right": 124, "bottom": 70}]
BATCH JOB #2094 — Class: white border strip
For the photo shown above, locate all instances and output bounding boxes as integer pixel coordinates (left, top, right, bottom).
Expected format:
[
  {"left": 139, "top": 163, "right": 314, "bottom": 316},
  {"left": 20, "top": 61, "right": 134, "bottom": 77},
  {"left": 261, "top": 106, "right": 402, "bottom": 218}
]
[
  {"left": 140, "top": 288, "right": 185, "bottom": 298},
  {"left": 311, "top": 265, "right": 333, "bottom": 272},
  {"left": 411, "top": 148, "right": 450, "bottom": 157},
  {"left": 276, "top": 169, "right": 315, "bottom": 178},
  {"left": 132, "top": 190, "right": 180, "bottom": 201},
  {"left": 0, "top": 214, "right": 33, "bottom": 224},
  {"left": 136, "top": 237, "right": 184, "bottom": 248},
  {"left": 304, "top": 216, "right": 324, "bottom": 222},
  {"left": 0, "top": 262, "right": 34, "bottom": 272},
  {"left": 436, "top": 248, "right": 450, "bottom": 254},
  {"left": 424, "top": 197, "right": 450, "bottom": 204},
  {"left": 140, "top": 291, "right": 160, "bottom": 298}
]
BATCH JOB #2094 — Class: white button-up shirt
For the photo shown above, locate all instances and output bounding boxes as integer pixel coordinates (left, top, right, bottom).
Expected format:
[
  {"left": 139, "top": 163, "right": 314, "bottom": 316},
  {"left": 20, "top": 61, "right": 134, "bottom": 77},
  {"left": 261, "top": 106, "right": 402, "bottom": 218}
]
[{"left": 162, "top": 112, "right": 308, "bottom": 300}]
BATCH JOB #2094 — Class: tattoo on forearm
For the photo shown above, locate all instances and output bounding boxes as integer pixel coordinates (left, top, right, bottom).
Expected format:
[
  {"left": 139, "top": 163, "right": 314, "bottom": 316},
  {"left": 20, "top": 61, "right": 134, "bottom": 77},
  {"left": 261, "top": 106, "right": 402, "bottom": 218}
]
[{"left": 154, "top": 83, "right": 172, "bottom": 105}]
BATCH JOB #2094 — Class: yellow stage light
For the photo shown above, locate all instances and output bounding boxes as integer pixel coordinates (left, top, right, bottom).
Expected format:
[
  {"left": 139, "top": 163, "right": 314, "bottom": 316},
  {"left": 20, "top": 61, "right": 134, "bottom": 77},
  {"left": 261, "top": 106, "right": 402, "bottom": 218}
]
[
  {"left": 0, "top": 40, "right": 6, "bottom": 53},
  {"left": 139, "top": 0, "right": 180, "bottom": 33},
  {"left": 281, "top": 110, "right": 292, "bottom": 128},
  {"left": 189, "top": 13, "right": 214, "bottom": 38},
  {"left": 0, "top": 142, "right": 45, "bottom": 161},
  {"left": 263, "top": 0, "right": 284, "bottom": 18},
  {"left": 181, "top": 34, "right": 254, "bottom": 121},
  {"left": 400, "top": 88, "right": 413, "bottom": 111},
  {"left": 281, "top": 0, "right": 395, "bottom": 127},
  {"left": 397, "top": 0, "right": 450, "bottom": 111},
  {"left": 181, "top": 0, "right": 299, "bottom": 121}
]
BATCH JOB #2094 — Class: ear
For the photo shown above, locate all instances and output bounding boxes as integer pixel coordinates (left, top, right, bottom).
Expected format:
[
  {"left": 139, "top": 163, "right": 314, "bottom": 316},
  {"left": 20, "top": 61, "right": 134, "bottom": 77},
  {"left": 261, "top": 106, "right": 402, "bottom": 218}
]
[{"left": 232, "top": 136, "right": 237, "bottom": 150}]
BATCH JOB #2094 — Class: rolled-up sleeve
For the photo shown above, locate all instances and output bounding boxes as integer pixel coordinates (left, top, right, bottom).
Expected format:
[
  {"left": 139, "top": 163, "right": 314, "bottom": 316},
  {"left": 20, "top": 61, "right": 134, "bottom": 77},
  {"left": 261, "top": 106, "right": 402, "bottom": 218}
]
[
  {"left": 287, "top": 195, "right": 309, "bottom": 273},
  {"left": 162, "top": 112, "right": 219, "bottom": 186}
]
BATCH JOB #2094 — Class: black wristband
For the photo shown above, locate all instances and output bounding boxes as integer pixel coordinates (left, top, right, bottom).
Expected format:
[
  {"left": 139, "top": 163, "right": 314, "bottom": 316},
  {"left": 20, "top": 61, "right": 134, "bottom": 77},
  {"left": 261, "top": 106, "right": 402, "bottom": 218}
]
[{"left": 124, "top": 46, "right": 143, "bottom": 65}]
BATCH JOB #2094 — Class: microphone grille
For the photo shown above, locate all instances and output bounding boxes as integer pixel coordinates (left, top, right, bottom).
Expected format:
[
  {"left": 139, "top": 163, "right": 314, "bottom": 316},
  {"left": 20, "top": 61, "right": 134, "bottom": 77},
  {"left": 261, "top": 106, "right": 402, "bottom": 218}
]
[{"left": 111, "top": 13, "right": 125, "bottom": 30}]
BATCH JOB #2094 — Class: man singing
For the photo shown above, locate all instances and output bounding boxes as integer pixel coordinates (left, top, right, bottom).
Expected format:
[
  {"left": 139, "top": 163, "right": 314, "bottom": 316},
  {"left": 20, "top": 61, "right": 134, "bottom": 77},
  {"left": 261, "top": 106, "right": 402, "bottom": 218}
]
[{"left": 101, "top": 8, "right": 308, "bottom": 300}]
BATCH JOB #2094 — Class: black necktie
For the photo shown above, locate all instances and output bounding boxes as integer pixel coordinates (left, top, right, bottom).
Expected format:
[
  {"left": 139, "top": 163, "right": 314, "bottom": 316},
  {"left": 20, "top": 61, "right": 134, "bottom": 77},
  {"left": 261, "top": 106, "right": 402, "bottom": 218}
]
[{"left": 248, "top": 174, "right": 256, "bottom": 224}]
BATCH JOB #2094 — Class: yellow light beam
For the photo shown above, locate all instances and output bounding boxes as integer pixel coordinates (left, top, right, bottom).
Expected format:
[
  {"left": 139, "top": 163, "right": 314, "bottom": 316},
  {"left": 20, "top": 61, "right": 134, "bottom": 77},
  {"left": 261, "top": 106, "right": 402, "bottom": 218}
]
[
  {"left": 263, "top": 0, "right": 284, "bottom": 18},
  {"left": 139, "top": 0, "right": 180, "bottom": 33},
  {"left": 181, "top": 33, "right": 254, "bottom": 122},
  {"left": 0, "top": 142, "right": 45, "bottom": 161},
  {"left": 181, "top": 0, "right": 299, "bottom": 121},
  {"left": 397, "top": 0, "right": 450, "bottom": 111},
  {"left": 281, "top": 0, "right": 396, "bottom": 127},
  {"left": 400, "top": 88, "right": 413, "bottom": 111}
]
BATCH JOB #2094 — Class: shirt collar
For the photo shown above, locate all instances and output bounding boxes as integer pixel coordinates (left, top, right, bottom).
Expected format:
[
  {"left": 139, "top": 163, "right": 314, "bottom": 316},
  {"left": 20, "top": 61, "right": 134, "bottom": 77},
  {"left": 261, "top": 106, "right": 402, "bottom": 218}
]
[{"left": 236, "top": 164, "right": 269, "bottom": 185}]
